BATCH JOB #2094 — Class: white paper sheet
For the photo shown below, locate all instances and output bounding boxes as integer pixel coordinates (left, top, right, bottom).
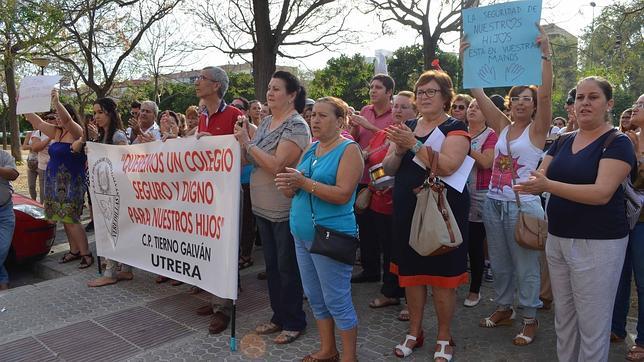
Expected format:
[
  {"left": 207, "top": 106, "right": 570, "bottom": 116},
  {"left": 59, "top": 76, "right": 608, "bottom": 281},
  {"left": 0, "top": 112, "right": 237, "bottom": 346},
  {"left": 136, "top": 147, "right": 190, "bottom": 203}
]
[
  {"left": 412, "top": 129, "right": 474, "bottom": 193},
  {"left": 16, "top": 75, "right": 62, "bottom": 115}
]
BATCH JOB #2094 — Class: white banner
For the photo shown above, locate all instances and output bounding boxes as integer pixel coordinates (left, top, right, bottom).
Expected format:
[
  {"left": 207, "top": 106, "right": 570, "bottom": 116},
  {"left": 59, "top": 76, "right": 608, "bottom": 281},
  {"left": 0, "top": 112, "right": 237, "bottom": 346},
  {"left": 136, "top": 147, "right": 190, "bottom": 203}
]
[
  {"left": 16, "top": 75, "right": 62, "bottom": 114},
  {"left": 87, "top": 136, "right": 240, "bottom": 299}
]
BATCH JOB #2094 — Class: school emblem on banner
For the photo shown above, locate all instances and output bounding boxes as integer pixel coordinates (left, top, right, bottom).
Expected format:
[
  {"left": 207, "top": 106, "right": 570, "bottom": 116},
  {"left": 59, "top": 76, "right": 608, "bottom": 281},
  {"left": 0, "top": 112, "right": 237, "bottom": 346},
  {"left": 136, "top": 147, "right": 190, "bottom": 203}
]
[{"left": 91, "top": 157, "right": 120, "bottom": 248}]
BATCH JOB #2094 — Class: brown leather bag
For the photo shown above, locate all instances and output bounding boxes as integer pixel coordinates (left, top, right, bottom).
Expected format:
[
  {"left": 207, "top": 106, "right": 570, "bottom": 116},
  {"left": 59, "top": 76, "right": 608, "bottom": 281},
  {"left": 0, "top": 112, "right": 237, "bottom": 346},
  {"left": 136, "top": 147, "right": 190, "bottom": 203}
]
[
  {"left": 408, "top": 150, "right": 463, "bottom": 256},
  {"left": 506, "top": 126, "right": 547, "bottom": 250}
]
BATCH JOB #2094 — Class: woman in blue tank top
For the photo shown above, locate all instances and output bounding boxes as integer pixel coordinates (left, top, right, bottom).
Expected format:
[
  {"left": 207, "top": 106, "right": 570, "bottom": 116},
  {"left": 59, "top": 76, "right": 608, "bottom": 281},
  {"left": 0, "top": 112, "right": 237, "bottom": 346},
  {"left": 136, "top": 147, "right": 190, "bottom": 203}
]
[{"left": 276, "top": 97, "right": 364, "bottom": 362}]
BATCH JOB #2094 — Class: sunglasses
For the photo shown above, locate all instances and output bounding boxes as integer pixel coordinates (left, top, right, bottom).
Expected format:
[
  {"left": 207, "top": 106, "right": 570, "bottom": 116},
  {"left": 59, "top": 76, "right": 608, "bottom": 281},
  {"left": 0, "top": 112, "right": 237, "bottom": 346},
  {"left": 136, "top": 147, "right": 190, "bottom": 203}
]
[
  {"left": 451, "top": 104, "right": 466, "bottom": 111},
  {"left": 231, "top": 104, "right": 247, "bottom": 111}
]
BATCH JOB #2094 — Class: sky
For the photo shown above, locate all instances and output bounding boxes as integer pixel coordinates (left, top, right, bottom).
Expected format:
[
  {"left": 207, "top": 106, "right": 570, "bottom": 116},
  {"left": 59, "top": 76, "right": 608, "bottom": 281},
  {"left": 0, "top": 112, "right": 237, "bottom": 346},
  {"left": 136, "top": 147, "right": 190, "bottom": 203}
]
[{"left": 187, "top": 0, "right": 617, "bottom": 73}]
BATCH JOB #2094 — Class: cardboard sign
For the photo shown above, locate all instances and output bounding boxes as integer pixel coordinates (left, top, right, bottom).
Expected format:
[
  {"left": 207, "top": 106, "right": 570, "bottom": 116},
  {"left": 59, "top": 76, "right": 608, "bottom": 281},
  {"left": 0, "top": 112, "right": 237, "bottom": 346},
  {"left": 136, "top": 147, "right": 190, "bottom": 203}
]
[
  {"left": 87, "top": 136, "right": 241, "bottom": 299},
  {"left": 16, "top": 76, "right": 62, "bottom": 114},
  {"left": 462, "top": 0, "right": 542, "bottom": 89}
]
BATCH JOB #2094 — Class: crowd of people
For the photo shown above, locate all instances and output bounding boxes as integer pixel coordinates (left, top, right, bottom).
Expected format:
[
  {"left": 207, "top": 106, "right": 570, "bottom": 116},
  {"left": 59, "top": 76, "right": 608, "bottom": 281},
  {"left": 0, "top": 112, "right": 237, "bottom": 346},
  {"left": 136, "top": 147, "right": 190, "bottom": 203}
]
[{"left": 0, "top": 25, "right": 643, "bottom": 362}]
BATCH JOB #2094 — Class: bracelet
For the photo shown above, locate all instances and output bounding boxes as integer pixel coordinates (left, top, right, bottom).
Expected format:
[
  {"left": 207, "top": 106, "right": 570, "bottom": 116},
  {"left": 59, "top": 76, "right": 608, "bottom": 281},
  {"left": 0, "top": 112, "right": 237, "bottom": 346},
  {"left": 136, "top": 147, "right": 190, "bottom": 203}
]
[
  {"left": 410, "top": 140, "right": 423, "bottom": 154},
  {"left": 310, "top": 180, "right": 317, "bottom": 194},
  {"left": 541, "top": 54, "right": 552, "bottom": 62},
  {"left": 245, "top": 143, "right": 256, "bottom": 152}
]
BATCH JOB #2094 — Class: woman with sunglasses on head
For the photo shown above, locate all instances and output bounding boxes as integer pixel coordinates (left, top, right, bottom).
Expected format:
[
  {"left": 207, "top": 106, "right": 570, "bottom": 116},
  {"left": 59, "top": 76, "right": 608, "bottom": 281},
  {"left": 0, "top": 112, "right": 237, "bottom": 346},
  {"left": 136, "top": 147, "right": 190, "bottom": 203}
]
[
  {"left": 26, "top": 90, "right": 93, "bottom": 269},
  {"left": 462, "top": 24, "right": 552, "bottom": 346},
  {"left": 450, "top": 94, "right": 472, "bottom": 123}
]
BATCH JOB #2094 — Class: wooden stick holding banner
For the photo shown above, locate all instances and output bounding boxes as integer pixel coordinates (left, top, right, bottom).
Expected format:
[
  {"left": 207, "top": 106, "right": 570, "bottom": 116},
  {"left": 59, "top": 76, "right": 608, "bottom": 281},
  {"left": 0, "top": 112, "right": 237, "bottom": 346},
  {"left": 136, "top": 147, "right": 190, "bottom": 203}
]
[{"left": 462, "top": 0, "right": 542, "bottom": 89}]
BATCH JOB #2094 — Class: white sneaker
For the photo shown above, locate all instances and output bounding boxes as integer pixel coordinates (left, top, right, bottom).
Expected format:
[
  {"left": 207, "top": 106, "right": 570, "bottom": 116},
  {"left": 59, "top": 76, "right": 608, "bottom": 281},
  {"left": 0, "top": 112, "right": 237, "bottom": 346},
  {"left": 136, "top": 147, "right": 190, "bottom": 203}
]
[{"left": 463, "top": 293, "right": 481, "bottom": 307}]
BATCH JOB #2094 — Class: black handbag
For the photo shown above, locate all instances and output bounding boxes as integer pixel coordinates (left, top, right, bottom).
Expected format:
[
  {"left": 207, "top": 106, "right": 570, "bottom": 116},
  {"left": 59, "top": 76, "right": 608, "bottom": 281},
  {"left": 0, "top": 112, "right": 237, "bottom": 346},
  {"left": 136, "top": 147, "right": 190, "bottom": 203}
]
[{"left": 307, "top": 152, "right": 359, "bottom": 265}]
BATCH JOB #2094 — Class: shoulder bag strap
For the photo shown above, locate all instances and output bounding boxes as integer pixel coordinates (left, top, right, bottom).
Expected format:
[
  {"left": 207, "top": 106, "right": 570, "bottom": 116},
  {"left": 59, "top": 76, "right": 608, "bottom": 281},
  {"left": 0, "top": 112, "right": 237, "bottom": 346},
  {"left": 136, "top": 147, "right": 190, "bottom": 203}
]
[{"left": 505, "top": 125, "right": 523, "bottom": 210}]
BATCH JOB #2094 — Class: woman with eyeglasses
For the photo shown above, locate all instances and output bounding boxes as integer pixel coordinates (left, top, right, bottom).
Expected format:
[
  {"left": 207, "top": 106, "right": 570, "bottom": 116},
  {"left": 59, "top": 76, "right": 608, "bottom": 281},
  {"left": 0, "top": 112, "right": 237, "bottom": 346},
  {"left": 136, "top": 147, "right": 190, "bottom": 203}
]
[
  {"left": 619, "top": 108, "right": 634, "bottom": 133},
  {"left": 462, "top": 25, "right": 552, "bottom": 346},
  {"left": 450, "top": 94, "right": 472, "bottom": 123},
  {"left": 382, "top": 71, "right": 471, "bottom": 361},
  {"left": 26, "top": 90, "right": 93, "bottom": 269},
  {"left": 611, "top": 95, "right": 644, "bottom": 362}
]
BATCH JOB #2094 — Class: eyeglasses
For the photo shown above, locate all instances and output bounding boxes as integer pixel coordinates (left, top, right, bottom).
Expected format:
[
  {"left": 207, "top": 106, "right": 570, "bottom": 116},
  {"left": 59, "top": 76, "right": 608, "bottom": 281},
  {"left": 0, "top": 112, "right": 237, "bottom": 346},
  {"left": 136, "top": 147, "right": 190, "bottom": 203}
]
[
  {"left": 416, "top": 88, "right": 441, "bottom": 99},
  {"left": 510, "top": 96, "right": 533, "bottom": 103},
  {"left": 195, "top": 75, "right": 217, "bottom": 82},
  {"left": 231, "top": 103, "right": 246, "bottom": 111},
  {"left": 130, "top": 110, "right": 139, "bottom": 116},
  {"left": 44, "top": 114, "right": 57, "bottom": 120},
  {"left": 451, "top": 104, "right": 466, "bottom": 111},
  {"left": 632, "top": 103, "right": 644, "bottom": 109}
]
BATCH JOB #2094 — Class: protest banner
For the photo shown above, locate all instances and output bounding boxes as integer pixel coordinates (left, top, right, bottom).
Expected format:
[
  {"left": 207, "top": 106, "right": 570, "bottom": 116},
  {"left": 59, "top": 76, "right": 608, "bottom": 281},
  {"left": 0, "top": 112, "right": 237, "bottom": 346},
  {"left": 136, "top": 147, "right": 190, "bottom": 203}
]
[
  {"left": 16, "top": 75, "right": 62, "bottom": 114},
  {"left": 462, "top": 0, "right": 542, "bottom": 89},
  {"left": 87, "top": 136, "right": 240, "bottom": 299}
]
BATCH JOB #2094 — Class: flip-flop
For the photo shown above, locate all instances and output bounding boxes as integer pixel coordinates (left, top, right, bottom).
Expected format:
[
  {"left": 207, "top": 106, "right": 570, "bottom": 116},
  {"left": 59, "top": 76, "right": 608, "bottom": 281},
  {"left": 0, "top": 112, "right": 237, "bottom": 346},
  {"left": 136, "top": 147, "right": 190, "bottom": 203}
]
[
  {"left": 274, "top": 330, "right": 301, "bottom": 344},
  {"left": 87, "top": 277, "right": 118, "bottom": 288},
  {"left": 626, "top": 344, "right": 644, "bottom": 361},
  {"left": 369, "top": 297, "right": 400, "bottom": 308}
]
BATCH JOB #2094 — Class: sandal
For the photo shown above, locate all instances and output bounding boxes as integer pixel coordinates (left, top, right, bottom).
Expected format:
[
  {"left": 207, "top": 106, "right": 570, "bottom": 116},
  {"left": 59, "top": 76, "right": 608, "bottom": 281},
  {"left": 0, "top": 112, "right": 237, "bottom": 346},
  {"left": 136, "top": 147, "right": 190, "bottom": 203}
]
[
  {"left": 627, "top": 344, "right": 644, "bottom": 362},
  {"left": 479, "top": 308, "right": 515, "bottom": 328},
  {"left": 78, "top": 254, "right": 94, "bottom": 269},
  {"left": 302, "top": 352, "right": 340, "bottom": 362},
  {"left": 87, "top": 276, "right": 118, "bottom": 287},
  {"left": 274, "top": 330, "right": 301, "bottom": 344},
  {"left": 369, "top": 297, "right": 400, "bottom": 308},
  {"left": 434, "top": 340, "right": 455, "bottom": 362},
  {"left": 512, "top": 318, "right": 538, "bottom": 346},
  {"left": 59, "top": 251, "right": 81, "bottom": 264},
  {"left": 255, "top": 322, "right": 282, "bottom": 335},
  {"left": 398, "top": 308, "right": 410, "bottom": 322},
  {"left": 238, "top": 256, "right": 254, "bottom": 270},
  {"left": 394, "top": 330, "right": 424, "bottom": 358}
]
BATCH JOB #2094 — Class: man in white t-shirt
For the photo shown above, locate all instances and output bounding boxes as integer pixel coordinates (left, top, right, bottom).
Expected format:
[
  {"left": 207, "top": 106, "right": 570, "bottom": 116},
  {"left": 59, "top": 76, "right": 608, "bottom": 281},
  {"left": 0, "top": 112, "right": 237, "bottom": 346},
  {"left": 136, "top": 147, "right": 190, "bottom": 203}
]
[{"left": 29, "top": 112, "right": 57, "bottom": 203}]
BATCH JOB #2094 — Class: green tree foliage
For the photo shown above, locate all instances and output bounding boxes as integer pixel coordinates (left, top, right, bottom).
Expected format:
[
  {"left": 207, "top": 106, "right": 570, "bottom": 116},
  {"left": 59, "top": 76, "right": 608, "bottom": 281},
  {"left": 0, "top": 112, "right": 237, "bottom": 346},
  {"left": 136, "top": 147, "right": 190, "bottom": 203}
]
[
  {"left": 579, "top": 0, "right": 643, "bottom": 117},
  {"left": 308, "top": 54, "right": 374, "bottom": 109},
  {"left": 387, "top": 45, "right": 462, "bottom": 91},
  {"left": 226, "top": 72, "right": 256, "bottom": 102}
]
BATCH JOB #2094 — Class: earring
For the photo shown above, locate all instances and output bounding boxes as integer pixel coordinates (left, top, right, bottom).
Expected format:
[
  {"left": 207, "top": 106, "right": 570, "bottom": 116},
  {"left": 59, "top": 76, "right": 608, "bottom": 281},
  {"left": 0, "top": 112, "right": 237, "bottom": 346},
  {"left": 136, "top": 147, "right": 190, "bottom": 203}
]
[{"left": 288, "top": 100, "right": 292, "bottom": 104}]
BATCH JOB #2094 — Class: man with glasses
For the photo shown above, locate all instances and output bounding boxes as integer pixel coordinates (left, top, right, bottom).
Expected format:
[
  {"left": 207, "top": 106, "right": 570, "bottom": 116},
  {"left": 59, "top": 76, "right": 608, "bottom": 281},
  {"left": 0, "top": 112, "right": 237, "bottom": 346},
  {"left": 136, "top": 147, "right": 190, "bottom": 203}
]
[
  {"left": 128, "top": 100, "right": 161, "bottom": 144},
  {"left": 559, "top": 88, "right": 577, "bottom": 134},
  {"left": 192, "top": 66, "right": 243, "bottom": 335},
  {"left": 349, "top": 74, "right": 395, "bottom": 284},
  {"left": 125, "top": 101, "right": 141, "bottom": 141},
  {"left": 195, "top": 67, "right": 243, "bottom": 138}
]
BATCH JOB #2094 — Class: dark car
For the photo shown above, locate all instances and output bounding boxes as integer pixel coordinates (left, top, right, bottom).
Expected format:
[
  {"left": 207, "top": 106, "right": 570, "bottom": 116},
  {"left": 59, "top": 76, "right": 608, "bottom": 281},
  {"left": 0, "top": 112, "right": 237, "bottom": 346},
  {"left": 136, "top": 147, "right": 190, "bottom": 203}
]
[{"left": 9, "top": 193, "right": 55, "bottom": 262}]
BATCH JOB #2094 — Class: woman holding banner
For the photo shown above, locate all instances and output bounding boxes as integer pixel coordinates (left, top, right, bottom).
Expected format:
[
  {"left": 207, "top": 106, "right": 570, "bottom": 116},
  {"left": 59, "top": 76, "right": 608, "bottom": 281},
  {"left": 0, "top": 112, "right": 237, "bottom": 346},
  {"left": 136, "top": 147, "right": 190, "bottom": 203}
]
[
  {"left": 26, "top": 90, "right": 92, "bottom": 269},
  {"left": 234, "top": 70, "right": 310, "bottom": 344},
  {"left": 87, "top": 97, "right": 132, "bottom": 287},
  {"left": 461, "top": 25, "right": 552, "bottom": 346},
  {"left": 276, "top": 96, "right": 363, "bottom": 362}
]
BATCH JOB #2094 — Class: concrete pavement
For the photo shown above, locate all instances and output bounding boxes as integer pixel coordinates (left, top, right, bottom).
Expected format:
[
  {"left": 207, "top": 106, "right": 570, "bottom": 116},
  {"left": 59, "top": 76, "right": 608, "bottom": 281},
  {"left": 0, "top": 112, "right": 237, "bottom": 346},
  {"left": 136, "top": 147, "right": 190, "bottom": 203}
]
[{"left": 0, "top": 232, "right": 637, "bottom": 361}]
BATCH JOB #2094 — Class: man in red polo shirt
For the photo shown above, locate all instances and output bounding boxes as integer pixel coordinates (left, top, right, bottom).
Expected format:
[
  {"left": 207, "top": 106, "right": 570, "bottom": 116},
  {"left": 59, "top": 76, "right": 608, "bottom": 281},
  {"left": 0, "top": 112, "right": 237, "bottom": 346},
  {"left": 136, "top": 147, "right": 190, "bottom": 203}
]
[
  {"left": 349, "top": 74, "right": 395, "bottom": 284},
  {"left": 195, "top": 66, "right": 243, "bottom": 138},
  {"left": 193, "top": 66, "right": 243, "bottom": 335}
]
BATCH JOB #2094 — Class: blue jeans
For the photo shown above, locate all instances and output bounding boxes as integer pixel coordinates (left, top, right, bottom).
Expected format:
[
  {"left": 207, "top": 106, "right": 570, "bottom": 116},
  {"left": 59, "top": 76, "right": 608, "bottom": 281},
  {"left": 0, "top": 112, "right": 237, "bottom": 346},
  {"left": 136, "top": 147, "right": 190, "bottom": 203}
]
[
  {"left": 294, "top": 235, "right": 357, "bottom": 331},
  {"left": 0, "top": 202, "right": 15, "bottom": 284},
  {"left": 612, "top": 222, "right": 644, "bottom": 345},
  {"left": 255, "top": 216, "right": 306, "bottom": 331},
  {"left": 482, "top": 198, "right": 543, "bottom": 318}
]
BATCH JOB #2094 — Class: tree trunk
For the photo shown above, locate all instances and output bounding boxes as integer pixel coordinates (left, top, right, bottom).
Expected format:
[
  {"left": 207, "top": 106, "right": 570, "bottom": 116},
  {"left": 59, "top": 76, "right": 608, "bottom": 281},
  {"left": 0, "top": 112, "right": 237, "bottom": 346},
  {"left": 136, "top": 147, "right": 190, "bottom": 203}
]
[
  {"left": 421, "top": 29, "right": 438, "bottom": 71},
  {"left": 253, "top": 0, "right": 277, "bottom": 101},
  {"left": 154, "top": 75, "right": 160, "bottom": 104},
  {"left": 4, "top": 54, "right": 21, "bottom": 162}
]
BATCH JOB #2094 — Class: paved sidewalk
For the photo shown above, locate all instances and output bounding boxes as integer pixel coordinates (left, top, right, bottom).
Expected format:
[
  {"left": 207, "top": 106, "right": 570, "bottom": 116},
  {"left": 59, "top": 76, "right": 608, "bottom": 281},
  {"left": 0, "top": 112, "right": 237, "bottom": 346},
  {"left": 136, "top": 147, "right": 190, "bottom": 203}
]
[{"left": 0, "top": 235, "right": 636, "bottom": 361}]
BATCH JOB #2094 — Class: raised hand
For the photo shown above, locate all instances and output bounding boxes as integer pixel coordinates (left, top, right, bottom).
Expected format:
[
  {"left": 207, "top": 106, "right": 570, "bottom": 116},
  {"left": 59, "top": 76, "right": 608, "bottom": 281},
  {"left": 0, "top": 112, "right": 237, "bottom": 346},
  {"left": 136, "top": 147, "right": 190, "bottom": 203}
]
[
  {"left": 536, "top": 23, "right": 551, "bottom": 57},
  {"left": 477, "top": 64, "right": 496, "bottom": 84}
]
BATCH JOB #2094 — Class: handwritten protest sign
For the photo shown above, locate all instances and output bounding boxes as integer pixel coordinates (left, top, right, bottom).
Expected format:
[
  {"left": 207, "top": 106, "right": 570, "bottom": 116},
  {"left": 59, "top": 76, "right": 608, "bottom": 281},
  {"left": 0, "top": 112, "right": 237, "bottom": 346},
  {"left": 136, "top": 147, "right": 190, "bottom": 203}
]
[
  {"left": 16, "top": 75, "right": 62, "bottom": 114},
  {"left": 87, "top": 136, "right": 240, "bottom": 299},
  {"left": 462, "top": 0, "right": 542, "bottom": 89}
]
